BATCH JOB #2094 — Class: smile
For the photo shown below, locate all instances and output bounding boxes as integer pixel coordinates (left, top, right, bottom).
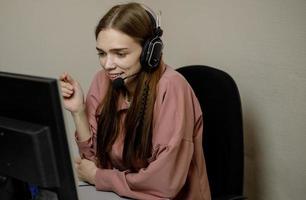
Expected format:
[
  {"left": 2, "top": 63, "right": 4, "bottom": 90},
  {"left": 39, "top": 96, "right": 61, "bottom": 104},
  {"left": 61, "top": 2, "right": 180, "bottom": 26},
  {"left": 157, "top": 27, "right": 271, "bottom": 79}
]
[{"left": 108, "top": 72, "right": 124, "bottom": 80}]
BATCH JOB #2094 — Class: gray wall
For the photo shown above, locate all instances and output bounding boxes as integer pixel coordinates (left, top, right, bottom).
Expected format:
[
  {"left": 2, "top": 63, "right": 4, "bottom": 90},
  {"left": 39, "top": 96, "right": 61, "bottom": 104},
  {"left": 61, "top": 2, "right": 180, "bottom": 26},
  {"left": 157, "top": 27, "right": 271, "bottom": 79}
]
[{"left": 1, "top": 0, "right": 305, "bottom": 199}]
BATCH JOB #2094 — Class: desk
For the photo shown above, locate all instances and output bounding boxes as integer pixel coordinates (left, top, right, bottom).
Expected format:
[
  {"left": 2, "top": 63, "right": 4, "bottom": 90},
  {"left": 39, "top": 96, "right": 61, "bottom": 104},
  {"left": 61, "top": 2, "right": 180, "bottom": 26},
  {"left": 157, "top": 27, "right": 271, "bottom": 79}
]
[{"left": 78, "top": 185, "right": 130, "bottom": 200}]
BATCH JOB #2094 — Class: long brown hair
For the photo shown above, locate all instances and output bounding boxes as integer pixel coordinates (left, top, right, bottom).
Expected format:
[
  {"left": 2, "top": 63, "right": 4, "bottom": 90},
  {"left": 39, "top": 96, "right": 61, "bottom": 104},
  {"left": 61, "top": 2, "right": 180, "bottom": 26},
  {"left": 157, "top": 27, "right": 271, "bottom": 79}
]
[{"left": 95, "top": 3, "right": 163, "bottom": 172}]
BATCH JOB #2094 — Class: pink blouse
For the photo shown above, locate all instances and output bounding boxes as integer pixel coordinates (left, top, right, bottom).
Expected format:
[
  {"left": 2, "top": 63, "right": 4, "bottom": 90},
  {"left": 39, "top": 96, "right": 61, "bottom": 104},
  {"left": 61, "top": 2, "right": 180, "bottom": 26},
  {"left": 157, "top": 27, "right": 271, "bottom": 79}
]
[{"left": 76, "top": 65, "right": 211, "bottom": 200}]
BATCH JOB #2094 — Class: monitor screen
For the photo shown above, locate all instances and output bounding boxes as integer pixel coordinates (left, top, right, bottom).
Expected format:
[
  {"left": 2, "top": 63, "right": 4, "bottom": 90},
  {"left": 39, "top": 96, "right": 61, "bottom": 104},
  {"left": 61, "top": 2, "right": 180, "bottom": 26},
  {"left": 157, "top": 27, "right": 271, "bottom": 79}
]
[{"left": 0, "top": 71, "right": 78, "bottom": 200}]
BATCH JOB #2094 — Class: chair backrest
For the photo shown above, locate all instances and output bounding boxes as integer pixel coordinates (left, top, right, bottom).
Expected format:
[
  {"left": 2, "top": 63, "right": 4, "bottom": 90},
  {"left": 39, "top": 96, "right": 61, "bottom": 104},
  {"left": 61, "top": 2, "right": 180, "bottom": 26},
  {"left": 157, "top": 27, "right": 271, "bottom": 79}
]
[{"left": 176, "top": 65, "right": 244, "bottom": 199}]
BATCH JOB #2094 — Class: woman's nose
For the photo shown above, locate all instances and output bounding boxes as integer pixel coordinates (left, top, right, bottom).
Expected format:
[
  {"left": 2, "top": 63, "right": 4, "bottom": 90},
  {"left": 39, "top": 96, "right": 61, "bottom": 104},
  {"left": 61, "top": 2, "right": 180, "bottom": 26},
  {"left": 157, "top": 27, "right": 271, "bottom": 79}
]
[{"left": 102, "top": 55, "right": 116, "bottom": 70}]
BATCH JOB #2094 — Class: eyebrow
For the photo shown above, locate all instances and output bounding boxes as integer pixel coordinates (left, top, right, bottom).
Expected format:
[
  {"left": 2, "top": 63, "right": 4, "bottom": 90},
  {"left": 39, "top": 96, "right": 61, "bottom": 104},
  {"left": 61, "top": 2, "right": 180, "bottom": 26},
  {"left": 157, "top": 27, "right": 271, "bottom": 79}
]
[{"left": 96, "top": 47, "right": 128, "bottom": 52}]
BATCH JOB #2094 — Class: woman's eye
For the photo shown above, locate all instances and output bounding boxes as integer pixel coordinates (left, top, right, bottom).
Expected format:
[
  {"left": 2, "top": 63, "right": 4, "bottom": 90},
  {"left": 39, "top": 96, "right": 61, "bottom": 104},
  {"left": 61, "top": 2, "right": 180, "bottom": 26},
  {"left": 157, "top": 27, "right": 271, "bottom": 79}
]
[
  {"left": 117, "top": 52, "right": 127, "bottom": 58},
  {"left": 97, "top": 52, "right": 106, "bottom": 57}
]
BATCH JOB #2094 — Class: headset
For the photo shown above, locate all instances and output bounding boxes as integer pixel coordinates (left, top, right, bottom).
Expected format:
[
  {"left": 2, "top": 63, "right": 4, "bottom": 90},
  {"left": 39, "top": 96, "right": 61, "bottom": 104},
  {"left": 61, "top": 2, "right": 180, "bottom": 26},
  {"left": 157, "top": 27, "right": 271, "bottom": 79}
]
[{"left": 140, "top": 7, "right": 164, "bottom": 72}]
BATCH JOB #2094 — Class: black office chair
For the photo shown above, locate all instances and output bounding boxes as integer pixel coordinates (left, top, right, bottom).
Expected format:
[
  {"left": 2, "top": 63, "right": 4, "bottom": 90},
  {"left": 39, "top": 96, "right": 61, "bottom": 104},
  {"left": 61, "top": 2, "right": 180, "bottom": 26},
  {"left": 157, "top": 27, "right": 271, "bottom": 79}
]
[{"left": 177, "top": 65, "right": 246, "bottom": 200}]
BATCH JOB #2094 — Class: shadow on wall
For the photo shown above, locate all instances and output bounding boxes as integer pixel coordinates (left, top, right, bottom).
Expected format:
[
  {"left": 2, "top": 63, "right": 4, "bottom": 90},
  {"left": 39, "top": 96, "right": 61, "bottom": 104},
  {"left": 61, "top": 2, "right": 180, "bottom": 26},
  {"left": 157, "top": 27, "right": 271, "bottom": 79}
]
[{"left": 243, "top": 104, "right": 263, "bottom": 200}]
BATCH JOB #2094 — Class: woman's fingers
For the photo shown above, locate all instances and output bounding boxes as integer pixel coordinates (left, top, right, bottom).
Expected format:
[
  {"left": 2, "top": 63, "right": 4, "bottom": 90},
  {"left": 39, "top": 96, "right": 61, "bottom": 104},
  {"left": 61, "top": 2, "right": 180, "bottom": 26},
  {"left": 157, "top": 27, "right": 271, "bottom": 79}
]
[
  {"left": 65, "top": 73, "right": 74, "bottom": 83},
  {"left": 59, "top": 72, "right": 84, "bottom": 112},
  {"left": 61, "top": 87, "right": 74, "bottom": 98},
  {"left": 60, "top": 82, "right": 74, "bottom": 92},
  {"left": 59, "top": 72, "right": 75, "bottom": 87},
  {"left": 60, "top": 72, "right": 74, "bottom": 84},
  {"left": 60, "top": 77, "right": 75, "bottom": 98},
  {"left": 60, "top": 78, "right": 73, "bottom": 89},
  {"left": 59, "top": 72, "right": 69, "bottom": 81},
  {"left": 61, "top": 88, "right": 74, "bottom": 98}
]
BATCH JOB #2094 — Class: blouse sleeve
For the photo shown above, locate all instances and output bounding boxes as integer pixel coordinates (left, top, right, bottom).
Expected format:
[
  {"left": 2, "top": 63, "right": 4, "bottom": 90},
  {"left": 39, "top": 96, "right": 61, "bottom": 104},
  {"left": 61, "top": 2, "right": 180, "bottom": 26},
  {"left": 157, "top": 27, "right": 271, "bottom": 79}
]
[
  {"left": 94, "top": 73, "right": 203, "bottom": 200},
  {"left": 75, "top": 70, "right": 108, "bottom": 161}
]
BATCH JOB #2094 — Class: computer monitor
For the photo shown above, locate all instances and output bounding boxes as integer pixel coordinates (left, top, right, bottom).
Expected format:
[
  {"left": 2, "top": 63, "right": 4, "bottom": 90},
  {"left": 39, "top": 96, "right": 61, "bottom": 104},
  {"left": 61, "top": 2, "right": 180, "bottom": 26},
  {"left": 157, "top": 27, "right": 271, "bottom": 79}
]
[{"left": 0, "top": 71, "right": 78, "bottom": 199}]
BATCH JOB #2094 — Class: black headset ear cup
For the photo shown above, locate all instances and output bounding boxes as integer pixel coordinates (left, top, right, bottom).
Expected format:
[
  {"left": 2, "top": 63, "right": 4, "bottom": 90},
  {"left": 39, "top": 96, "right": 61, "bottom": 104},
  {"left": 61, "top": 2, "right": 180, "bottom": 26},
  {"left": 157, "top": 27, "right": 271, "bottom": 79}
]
[
  {"left": 140, "top": 36, "right": 163, "bottom": 71},
  {"left": 140, "top": 9, "right": 163, "bottom": 71}
]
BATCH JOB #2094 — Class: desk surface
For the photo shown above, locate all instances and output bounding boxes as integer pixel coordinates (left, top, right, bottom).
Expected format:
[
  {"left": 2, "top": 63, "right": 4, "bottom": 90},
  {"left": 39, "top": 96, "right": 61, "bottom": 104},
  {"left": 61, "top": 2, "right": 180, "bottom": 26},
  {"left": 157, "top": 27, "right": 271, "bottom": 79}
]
[{"left": 78, "top": 185, "right": 130, "bottom": 200}]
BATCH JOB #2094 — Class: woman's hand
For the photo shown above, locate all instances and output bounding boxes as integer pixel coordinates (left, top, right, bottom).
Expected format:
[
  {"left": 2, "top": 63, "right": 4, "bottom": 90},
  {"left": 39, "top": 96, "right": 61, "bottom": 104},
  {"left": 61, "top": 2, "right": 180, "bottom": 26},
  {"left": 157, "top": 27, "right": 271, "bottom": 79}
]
[
  {"left": 75, "top": 157, "right": 98, "bottom": 185},
  {"left": 59, "top": 72, "right": 85, "bottom": 114}
]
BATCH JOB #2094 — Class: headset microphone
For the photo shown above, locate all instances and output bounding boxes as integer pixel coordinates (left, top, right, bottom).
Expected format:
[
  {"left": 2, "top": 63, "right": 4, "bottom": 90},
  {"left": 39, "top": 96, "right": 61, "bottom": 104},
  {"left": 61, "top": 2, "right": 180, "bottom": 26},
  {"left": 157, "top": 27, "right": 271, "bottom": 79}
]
[
  {"left": 112, "top": 77, "right": 124, "bottom": 89},
  {"left": 112, "top": 73, "right": 140, "bottom": 89}
]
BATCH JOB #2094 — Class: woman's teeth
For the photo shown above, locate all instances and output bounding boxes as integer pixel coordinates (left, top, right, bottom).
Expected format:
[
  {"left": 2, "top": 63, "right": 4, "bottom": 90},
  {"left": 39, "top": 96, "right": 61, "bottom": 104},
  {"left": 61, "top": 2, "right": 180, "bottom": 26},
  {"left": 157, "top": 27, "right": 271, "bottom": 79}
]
[{"left": 111, "top": 73, "right": 123, "bottom": 79}]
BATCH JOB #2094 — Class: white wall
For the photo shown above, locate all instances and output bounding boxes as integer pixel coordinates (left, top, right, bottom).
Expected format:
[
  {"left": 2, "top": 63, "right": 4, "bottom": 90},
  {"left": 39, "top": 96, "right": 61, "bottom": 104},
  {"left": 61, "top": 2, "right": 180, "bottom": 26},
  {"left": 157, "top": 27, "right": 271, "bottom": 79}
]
[{"left": 1, "top": 0, "right": 305, "bottom": 199}]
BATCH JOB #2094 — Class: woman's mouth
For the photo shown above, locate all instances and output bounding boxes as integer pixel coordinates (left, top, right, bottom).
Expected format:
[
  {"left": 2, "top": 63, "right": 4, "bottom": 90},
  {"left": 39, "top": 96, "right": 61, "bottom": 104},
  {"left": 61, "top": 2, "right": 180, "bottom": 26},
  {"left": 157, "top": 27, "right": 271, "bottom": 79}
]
[{"left": 108, "top": 72, "right": 124, "bottom": 80}]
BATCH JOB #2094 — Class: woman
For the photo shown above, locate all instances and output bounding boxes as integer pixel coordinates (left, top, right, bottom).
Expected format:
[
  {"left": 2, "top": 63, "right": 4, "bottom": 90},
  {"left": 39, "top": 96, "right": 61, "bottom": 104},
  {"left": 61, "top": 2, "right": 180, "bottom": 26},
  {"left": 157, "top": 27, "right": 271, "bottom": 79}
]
[{"left": 60, "top": 2, "right": 211, "bottom": 200}]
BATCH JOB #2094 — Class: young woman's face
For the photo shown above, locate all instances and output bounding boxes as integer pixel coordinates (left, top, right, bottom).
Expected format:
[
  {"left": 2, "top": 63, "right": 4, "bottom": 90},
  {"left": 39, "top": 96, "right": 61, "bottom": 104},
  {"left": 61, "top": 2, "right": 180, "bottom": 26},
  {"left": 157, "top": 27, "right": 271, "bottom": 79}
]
[{"left": 96, "top": 28, "right": 142, "bottom": 86}]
